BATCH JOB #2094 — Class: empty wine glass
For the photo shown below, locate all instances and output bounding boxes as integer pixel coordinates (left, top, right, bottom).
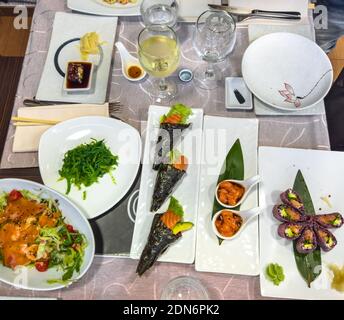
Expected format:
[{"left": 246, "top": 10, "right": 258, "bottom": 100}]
[
  {"left": 160, "top": 276, "right": 210, "bottom": 300},
  {"left": 193, "top": 10, "right": 236, "bottom": 90},
  {"left": 138, "top": 24, "right": 180, "bottom": 103},
  {"left": 140, "top": 0, "right": 178, "bottom": 28}
]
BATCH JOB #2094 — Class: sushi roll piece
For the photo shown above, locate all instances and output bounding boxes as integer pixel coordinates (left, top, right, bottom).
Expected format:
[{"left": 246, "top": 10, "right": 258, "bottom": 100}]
[
  {"left": 151, "top": 151, "right": 187, "bottom": 212},
  {"left": 313, "top": 213, "right": 344, "bottom": 229},
  {"left": 280, "top": 188, "right": 304, "bottom": 212},
  {"left": 137, "top": 197, "right": 193, "bottom": 276},
  {"left": 296, "top": 226, "right": 318, "bottom": 254},
  {"left": 153, "top": 104, "right": 192, "bottom": 170},
  {"left": 313, "top": 224, "right": 337, "bottom": 252},
  {"left": 277, "top": 222, "right": 306, "bottom": 240},
  {"left": 272, "top": 204, "right": 306, "bottom": 223}
]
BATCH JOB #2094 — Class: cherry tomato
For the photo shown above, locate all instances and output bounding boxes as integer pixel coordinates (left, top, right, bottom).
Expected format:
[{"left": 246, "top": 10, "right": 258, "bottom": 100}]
[
  {"left": 66, "top": 224, "right": 75, "bottom": 233},
  {"left": 8, "top": 190, "right": 23, "bottom": 201},
  {"left": 35, "top": 260, "right": 49, "bottom": 272}
]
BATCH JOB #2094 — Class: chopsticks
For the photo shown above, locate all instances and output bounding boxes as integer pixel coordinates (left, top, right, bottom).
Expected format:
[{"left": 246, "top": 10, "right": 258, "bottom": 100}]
[{"left": 11, "top": 116, "right": 59, "bottom": 126}]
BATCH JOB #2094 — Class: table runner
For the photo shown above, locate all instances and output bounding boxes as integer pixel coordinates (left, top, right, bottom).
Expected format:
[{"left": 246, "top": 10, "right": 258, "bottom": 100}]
[{"left": 0, "top": 0, "right": 331, "bottom": 299}]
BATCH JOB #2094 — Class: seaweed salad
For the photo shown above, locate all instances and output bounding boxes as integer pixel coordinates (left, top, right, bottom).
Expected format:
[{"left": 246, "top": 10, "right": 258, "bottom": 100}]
[
  {"left": 136, "top": 197, "right": 193, "bottom": 276},
  {"left": 153, "top": 104, "right": 192, "bottom": 170},
  {"left": 151, "top": 150, "right": 187, "bottom": 212}
]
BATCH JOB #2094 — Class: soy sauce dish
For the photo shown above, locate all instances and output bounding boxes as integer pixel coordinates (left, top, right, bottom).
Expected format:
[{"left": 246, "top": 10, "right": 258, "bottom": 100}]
[{"left": 64, "top": 61, "right": 94, "bottom": 92}]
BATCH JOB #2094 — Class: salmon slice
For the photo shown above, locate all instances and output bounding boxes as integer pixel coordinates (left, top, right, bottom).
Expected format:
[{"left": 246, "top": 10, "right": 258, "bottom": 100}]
[{"left": 160, "top": 210, "right": 181, "bottom": 230}]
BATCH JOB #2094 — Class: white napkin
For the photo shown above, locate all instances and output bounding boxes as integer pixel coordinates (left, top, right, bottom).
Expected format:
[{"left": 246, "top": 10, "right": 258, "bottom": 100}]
[{"left": 13, "top": 103, "right": 109, "bottom": 153}]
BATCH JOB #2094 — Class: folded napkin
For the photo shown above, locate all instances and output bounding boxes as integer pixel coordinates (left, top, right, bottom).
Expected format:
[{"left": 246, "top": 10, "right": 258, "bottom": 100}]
[{"left": 12, "top": 103, "right": 109, "bottom": 153}]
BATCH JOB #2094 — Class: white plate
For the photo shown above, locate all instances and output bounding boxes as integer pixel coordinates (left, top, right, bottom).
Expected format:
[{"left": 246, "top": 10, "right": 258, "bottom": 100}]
[
  {"left": 39, "top": 116, "right": 142, "bottom": 219},
  {"left": 259, "top": 147, "right": 344, "bottom": 300},
  {"left": 130, "top": 106, "right": 203, "bottom": 264},
  {"left": 67, "top": 0, "right": 142, "bottom": 16},
  {"left": 242, "top": 32, "right": 333, "bottom": 111},
  {"left": 0, "top": 178, "right": 95, "bottom": 291},
  {"left": 195, "top": 116, "right": 259, "bottom": 276},
  {"left": 36, "top": 12, "right": 117, "bottom": 104},
  {"left": 94, "top": 0, "right": 140, "bottom": 9}
]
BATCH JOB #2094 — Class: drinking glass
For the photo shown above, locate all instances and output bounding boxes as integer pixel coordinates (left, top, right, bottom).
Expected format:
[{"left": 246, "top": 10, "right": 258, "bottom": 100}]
[
  {"left": 193, "top": 10, "right": 236, "bottom": 90},
  {"left": 138, "top": 25, "right": 180, "bottom": 102},
  {"left": 160, "top": 276, "right": 210, "bottom": 300},
  {"left": 140, "top": 0, "right": 178, "bottom": 28}
]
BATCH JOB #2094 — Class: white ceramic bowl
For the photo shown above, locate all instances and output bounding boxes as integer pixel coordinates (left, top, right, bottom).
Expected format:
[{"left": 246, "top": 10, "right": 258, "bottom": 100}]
[{"left": 0, "top": 178, "right": 95, "bottom": 291}]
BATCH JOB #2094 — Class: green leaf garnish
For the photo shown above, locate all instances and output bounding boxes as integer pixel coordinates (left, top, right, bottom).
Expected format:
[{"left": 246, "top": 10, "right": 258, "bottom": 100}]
[
  {"left": 160, "top": 103, "right": 193, "bottom": 124},
  {"left": 293, "top": 170, "right": 322, "bottom": 288},
  {"left": 58, "top": 139, "right": 119, "bottom": 199},
  {"left": 168, "top": 196, "right": 184, "bottom": 218}
]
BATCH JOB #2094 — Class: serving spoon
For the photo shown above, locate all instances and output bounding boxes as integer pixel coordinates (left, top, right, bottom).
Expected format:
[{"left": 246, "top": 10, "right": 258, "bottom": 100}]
[{"left": 212, "top": 207, "right": 261, "bottom": 241}]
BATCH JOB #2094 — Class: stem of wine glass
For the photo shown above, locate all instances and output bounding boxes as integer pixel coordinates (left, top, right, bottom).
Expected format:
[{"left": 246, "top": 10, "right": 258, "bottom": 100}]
[
  {"left": 205, "top": 62, "right": 215, "bottom": 79},
  {"left": 158, "top": 78, "right": 168, "bottom": 92}
]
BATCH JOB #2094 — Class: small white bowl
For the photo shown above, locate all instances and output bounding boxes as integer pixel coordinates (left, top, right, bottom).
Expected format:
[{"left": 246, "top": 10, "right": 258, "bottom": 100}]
[
  {"left": 63, "top": 61, "right": 94, "bottom": 92},
  {"left": 212, "top": 208, "right": 261, "bottom": 241},
  {"left": 115, "top": 41, "right": 146, "bottom": 82},
  {"left": 215, "top": 175, "right": 260, "bottom": 209}
]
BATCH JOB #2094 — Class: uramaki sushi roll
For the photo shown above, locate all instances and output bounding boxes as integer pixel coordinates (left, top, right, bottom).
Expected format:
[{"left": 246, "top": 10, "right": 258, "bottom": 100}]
[
  {"left": 280, "top": 188, "right": 304, "bottom": 212},
  {"left": 273, "top": 204, "right": 306, "bottom": 223},
  {"left": 313, "top": 213, "right": 344, "bottom": 229},
  {"left": 277, "top": 222, "right": 306, "bottom": 240},
  {"left": 313, "top": 223, "right": 337, "bottom": 252},
  {"left": 296, "top": 226, "right": 317, "bottom": 254}
]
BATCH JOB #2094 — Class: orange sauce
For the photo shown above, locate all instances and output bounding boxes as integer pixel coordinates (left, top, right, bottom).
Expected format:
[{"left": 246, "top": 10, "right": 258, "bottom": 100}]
[
  {"left": 217, "top": 181, "right": 245, "bottom": 206},
  {"left": 0, "top": 195, "right": 61, "bottom": 269},
  {"left": 215, "top": 210, "right": 243, "bottom": 238},
  {"left": 127, "top": 65, "right": 143, "bottom": 79}
]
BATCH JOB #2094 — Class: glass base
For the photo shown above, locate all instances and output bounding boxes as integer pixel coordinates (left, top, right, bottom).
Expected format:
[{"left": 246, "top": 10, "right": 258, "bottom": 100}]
[
  {"left": 150, "top": 78, "right": 178, "bottom": 104},
  {"left": 194, "top": 64, "right": 222, "bottom": 90}
]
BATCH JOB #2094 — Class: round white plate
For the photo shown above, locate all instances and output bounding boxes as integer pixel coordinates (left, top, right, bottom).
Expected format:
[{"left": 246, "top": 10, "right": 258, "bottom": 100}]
[
  {"left": 242, "top": 32, "right": 333, "bottom": 111},
  {"left": 0, "top": 178, "right": 95, "bottom": 291},
  {"left": 94, "top": 0, "right": 140, "bottom": 9},
  {"left": 39, "top": 116, "right": 142, "bottom": 219}
]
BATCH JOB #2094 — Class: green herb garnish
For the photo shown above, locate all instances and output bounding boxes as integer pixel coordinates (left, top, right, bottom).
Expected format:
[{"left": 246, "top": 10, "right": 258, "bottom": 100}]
[
  {"left": 266, "top": 263, "right": 285, "bottom": 286},
  {"left": 168, "top": 196, "right": 184, "bottom": 218},
  {"left": 160, "top": 103, "right": 193, "bottom": 124},
  {"left": 58, "top": 139, "right": 119, "bottom": 199}
]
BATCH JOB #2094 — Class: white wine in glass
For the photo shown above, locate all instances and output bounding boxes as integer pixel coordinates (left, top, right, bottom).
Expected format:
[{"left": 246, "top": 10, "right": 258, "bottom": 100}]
[{"left": 138, "top": 25, "right": 180, "bottom": 102}]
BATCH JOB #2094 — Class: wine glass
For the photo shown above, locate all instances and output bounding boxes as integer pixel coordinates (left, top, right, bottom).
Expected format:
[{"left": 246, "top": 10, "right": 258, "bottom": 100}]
[
  {"left": 140, "top": 0, "right": 178, "bottom": 28},
  {"left": 160, "top": 276, "right": 210, "bottom": 300},
  {"left": 138, "top": 24, "right": 180, "bottom": 103},
  {"left": 193, "top": 10, "right": 236, "bottom": 90}
]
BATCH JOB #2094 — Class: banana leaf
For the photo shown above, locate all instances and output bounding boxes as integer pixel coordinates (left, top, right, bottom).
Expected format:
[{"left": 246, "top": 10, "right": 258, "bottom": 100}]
[
  {"left": 293, "top": 170, "right": 322, "bottom": 288},
  {"left": 212, "top": 139, "right": 244, "bottom": 245}
]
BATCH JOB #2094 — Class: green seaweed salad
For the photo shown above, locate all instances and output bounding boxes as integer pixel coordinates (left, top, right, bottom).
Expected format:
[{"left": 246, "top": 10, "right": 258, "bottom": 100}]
[{"left": 59, "top": 139, "right": 119, "bottom": 199}]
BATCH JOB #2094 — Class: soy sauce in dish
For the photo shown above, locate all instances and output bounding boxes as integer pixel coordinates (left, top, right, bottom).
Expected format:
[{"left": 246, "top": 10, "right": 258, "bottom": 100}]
[
  {"left": 66, "top": 62, "right": 92, "bottom": 89},
  {"left": 127, "top": 65, "right": 143, "bottom": 79}
]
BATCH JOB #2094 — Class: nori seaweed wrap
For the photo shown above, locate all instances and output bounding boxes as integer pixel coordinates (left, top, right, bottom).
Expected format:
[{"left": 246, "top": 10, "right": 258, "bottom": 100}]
[
  {"left": 273, "top": 204, "right": 306, "bottom": 223},
  {"left": 277, "top": 222, "right": 307, "bottom": 240},
  {"left": 151, "top": 163, "right": 186, "bottom": 212},
  {"left": 136, "top": 214, "right": 181, "bottom": 276},
  {"left": 313, "top": 213, "right": 344, "bottom": 229},
  {"left": 137, "top": 197, "right": 193, "bottom": 276},
  {"left": 313, "top": 223, "right": 337, "bottom": 252},
  {"left": 280, "top": 188, "right": 304, "bottom": 212},
  {"left": 153, "top": 123, "right": 191, "bottom": 170},
  {"left": 296, "top": 226, "right": 317, "bottom": 254}
]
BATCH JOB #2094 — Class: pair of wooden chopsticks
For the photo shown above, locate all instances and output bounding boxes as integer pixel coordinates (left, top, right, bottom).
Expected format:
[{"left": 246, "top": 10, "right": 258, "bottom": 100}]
[{"left": 11, "top": 116, "right": 60, "bottom": 126}]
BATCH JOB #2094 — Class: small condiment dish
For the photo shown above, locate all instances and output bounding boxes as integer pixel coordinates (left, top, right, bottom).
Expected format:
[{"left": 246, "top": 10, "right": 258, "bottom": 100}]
[
  {"left": 115, "top": 41, "right": 146, "bottom": 82},
  {"left": 63, "top": 61, "right": 94, "bottom": 92},
  {"left": 212, "top": 207, "right": 261, "bottom": 241},
  {"left": 215, "top": 175, "right": 261, "bottom": 209}
]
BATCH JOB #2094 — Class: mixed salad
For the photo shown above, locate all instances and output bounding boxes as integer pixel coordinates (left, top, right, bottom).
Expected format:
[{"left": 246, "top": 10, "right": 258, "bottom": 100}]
[{"left": 0, "top": 189, "right": 87, "bottom": 283}]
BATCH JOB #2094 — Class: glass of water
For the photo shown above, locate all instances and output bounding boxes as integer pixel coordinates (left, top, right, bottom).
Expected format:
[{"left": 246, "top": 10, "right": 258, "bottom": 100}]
[
  {"left": 140, "top": 0, "right": 178, "bottom": 28},
  {"left": 193, "top": 10, "right": 236, "bottom": 90}
]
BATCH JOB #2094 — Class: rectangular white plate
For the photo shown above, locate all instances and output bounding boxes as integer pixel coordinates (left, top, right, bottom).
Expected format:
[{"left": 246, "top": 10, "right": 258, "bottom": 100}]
[
  {"left": 36, "top": 12, "right": 117, "bottom": 104},
  {"left": 67, "top": 0, "right": 219, "bottom": 21},
  {"left": 259, "top": 147, "right": 344, "bottom": 300},
  {"left": 130, "top": 105, "right": 203, "bottom": 264},
  {"left": 67, "top": 0, "right": 142, "bottom": 17},
  {"left": 195, "top": 116, "right": 259, "bottom": 275}
]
